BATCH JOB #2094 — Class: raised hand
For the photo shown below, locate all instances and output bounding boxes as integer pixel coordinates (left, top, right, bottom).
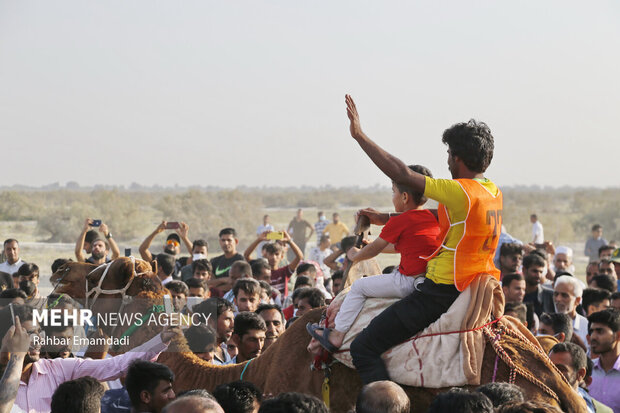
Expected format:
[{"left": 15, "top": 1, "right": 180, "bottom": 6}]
[
  {"left": 156, "top": 221, "right": 167, "bottom": 234},
  {"left": 345, "top": 94, "right": 364, "bottom": 140},
  {"left": 1, "top": 316, "right": 30, "bottom": 355},
  {"left": 177, "top": 222, "right": 189, "bottom": 238},
  {"left": 99, "top": 222, "right": 109, "bottom": 237}
]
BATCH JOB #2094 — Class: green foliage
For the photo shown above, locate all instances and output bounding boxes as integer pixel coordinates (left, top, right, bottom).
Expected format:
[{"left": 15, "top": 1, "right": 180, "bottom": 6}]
[{"left": 0, "top": 186, "right": 617, "bottom": 246}]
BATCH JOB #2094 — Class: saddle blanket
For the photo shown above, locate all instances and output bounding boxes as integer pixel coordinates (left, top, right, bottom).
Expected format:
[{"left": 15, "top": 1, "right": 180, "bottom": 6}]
[{"left": 332, "top": 274, "right": 504, "bottom": 388}]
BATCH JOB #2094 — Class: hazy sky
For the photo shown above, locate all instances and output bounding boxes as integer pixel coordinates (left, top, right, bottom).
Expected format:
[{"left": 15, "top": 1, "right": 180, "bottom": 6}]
[{"left": 1, "top": 1, "right": 619, "bottom": 188}]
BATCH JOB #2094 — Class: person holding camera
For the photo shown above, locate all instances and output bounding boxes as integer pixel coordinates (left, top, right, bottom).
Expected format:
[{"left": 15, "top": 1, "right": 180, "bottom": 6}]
[{"left": 75, "top": 218, "right": 120, "bottom": 264}]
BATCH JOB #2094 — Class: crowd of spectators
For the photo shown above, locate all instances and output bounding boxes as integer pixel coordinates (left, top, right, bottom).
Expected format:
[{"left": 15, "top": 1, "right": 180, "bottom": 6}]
[{"left": 1, "top": 214, "right": 620, "bottom": 412}]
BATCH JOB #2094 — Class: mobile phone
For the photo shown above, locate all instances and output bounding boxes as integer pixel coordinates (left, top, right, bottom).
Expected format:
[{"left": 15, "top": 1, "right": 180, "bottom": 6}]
[
  {"left": 9, "top": 303, "right": 15, "bottom": 325},
  {"left": 163, "top": 294, "right": 173, "bottom": 314},
  {"left": 266, "top": 231, "right": 284, "bottom": 240},
  {"left": 91, "top": 219, "right": 102, "bottom": 227},
  {"left": 124, "top": 248, "right": 132, "bottom": 257},
  {"left": 165, "top": 222, "right": 180, "bottom": 229}
]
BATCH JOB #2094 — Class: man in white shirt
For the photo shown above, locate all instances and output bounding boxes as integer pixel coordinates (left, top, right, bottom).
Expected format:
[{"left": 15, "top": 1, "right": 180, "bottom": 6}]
[
  {"left": 0, "top": 239, "right": 24, "bottom": 278},
  {"left": 553, "top": 275, "right": 589, "bottom": 348},
  {"left": 530, "top": 214, "right": 544, "bottom": 245}
]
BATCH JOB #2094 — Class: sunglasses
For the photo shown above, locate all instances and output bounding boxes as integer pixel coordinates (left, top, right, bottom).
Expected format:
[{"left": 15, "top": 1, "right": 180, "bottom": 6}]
[{"left": 166, "top": 240, "right": 180, "bottom": 247}]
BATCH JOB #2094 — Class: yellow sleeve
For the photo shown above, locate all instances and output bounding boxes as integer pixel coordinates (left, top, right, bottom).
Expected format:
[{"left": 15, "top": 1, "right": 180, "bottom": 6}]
[{"left": 424, "top": 176, "right": 467, "bottom": 211}]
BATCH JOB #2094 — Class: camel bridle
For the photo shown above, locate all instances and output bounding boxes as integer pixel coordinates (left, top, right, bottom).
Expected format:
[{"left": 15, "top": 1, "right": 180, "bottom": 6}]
[{"left": 85, "top": 256, "right": 149, "bottom": 310}]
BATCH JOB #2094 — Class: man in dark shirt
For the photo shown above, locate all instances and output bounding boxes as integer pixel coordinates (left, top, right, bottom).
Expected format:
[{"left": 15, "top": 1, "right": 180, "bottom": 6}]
[
  {"left": 522, "top": 252, "right": 554, "bottom": 317},
  {"left": 209, "top": 228, "right": 246, "bottom": 297}
]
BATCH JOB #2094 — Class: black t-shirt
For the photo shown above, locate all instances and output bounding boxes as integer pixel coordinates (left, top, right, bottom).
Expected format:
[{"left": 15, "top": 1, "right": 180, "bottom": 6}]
[{"left": 210, "top": 253, "right": 245, "bottom": 278}]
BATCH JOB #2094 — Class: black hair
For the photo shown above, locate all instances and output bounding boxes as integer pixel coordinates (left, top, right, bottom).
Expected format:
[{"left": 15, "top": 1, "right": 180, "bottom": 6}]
[
  {"left": 599, "top": 245, "right": 615, "bottom": 256},
  {"left": 582, "top": 288, "right": 612, "bottom": 314},
  {"left": 166, "top": 280, "right": 189, "bottom": 295},
  {"left": 264, "top": 242, "right": 283, "bottom": 255},
  {"left": 611, "top": 292, "right": 620, "bottom": 301},
  {"left": 233, "top": 278, "right": 261, "bottom": 298},
  {"left": 84, "top": 230, "right": 99, "bottom": 244},
  {"left": 51, "top": 376, "right": 105, "bottom": 413},
  {"left": 496, "top": 401, "right": 562, "bottom": 413},
  {"left": 256, "top": 303, "right": 285, "bottom": 326},
  {"left": 296, "top": 263, "right": 316, "bottom": 276},
  {"left": 331, "top": 270, "right": 343, "bottom": 281},
  {"left": 125, "top": 361, "right": 174, "bottom": 408},
  {"left": 475, "top": 382, "right": 524, "bottom": 408},
  {"left": 523, "top": 253, "right": 546, "bottom": 270},
  {"left": 192, "top": 259, "right": 213, "bottom": 276},
  {"left": 17, "top": 263, "right": 39, "bottom": 278},
  {"left": 258, "top": 280, "right": 273, "bottom": 296},
  {"left": 502, "top": 273, "right": 524, "bottom": 289},
  {"left": 588, "top": 308, "right": 620, "bottom": 333},
  {"left": 186, "top": 278, "right": 208, "bottom": 290},
  {"left": 184, "top": 324, "right": 217, "bottom": 353},
  {"left": 233, "top": 311, "right": 267, "bottom": 337},
  {"left": 0, "top": 288, "right": 27, "bottom": 304},
  {"left": 319, "top": 234, "right": 330, "bottom": 244},
  {"left": 441, "top": 120, "right": 494, "bottom": 173},
  {"left": 504, "top": 302, "right": 527, "bottom": 325},
  {"left": 293, "top": 275, "right": 313, "bottom": 290},
  {"left": 46, "top": 293, "right": 77, "bottom": 310},
  {"left": 251, "top": 260, "right": 271, "bottom": 277},
  {"left": 592, "top": 224, "right": 603, "bottom": 232},
  {"left": 550, "top": 342, "right": 587, "bottom": 374},
  {"left": 540, "top": 312, "right": 573, "bottom": 342},
  {"left": 258, "top": 392, "right": 328, "bottom": 413},
  {"left": 213, "top": 380, "right": 263, "bottom": 413},
  {"left": 192, "top": 239, "right": 209, "bottom": 250},
  {"left": 219, "top": 227, "right": 237, "bottom": 238},
  {"left": 394, "top": 164, "right": 433, "bottom": 205},
  {"left": 51, "top": 258, "right": 72, "bottom": 274},
  {"left": 3, "top": 238, "right": 18, "bottom": 247},
  {"left": 592, "top": 274, "right": 617, "bottom": 293},
  {"left": 156, "top": 253, "right": 176, "bottom": 277},
  {"left": 500, "top": 242, "right": 523, "bottom": 257},
  {"left": 193, "top": 297, "right": 234, "bottom": 320},
  {"left": 553, "top": 271, "right": 574, "bottom": 282},
  {"left": 428, "top": 388, "right": 493, "bottom": 413},
  {"left": 296, "top": 288, "right": 325, "bottom": 308}
]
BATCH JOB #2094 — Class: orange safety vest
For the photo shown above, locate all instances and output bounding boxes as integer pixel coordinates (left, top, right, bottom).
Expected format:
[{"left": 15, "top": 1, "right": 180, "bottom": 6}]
[{"left": 424, "top": 179, "right": 503, "bottom": 291}]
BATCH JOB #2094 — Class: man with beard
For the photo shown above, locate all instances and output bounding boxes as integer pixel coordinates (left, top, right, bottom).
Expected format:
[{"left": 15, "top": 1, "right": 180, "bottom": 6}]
[
  {"left": 522, "top": 253, "right": 554, "bottom": 317},
  {"left": 256, "top": 303, "right": 285, "bottom": 350},
  {"left": 553, "top": 276, "right": 589, "bottom": 347},
  {"left": 588, "top": 309, "right": 620, "bottom": 412},
  {"left": 0, "top": 304, "right": 177, "bottom": 413},
  {"left": 548, "top": 343, "right": 598, "bottom": 413},
  {"left": 193, "top": 297, "right": 235, "bottom": 365},
  {"left": 553, "top": 246, "right": 574, "bottom": 274},
  {"left": 230, "top": 312, "right": 266, "bottom": 363},
  {"left": 75, "top": 219, "right": 120, "bottom": 264},
  {"left": 0, "top": 238, "right": 24, "bottom": 276}
]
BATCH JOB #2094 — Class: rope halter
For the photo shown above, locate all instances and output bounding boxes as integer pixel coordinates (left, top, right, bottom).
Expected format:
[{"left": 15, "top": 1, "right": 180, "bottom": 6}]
[{"left": 85, "top": 256, "right": 150, "bottom": 310}]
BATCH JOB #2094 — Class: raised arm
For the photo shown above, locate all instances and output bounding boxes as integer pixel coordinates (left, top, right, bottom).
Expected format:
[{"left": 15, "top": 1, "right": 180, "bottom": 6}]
[
  {"left": 139, "top": 222, "right": 166, "bottom": 262},
  {"left": 0, "top": 317, "right": 29, "bottom": 413},
  {"left": 176, "top": 222, "right": 194, "bottom": 262},
  {"left": 75, "top": 218, "right": 91, "bottom": 262},
  {"left": 346, "top": 94, "right": 426, "bottom": 193},
  {"left": 324, "top": 248, "right": 344, "bottom": 271},
  {"left": 284, "top": 231, "right": 304, "bottom": 272},
  {"left": 99, "top": 222, "right": 120, "bottom": 259},
  {"left": 244, "top": 232, "right": 269, "bottom": 261}
]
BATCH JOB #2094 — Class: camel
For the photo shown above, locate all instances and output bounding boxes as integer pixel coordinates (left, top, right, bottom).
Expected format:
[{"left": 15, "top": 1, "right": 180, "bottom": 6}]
[{"left": 51, "top": 258, "right": 586, "bottom": 412}]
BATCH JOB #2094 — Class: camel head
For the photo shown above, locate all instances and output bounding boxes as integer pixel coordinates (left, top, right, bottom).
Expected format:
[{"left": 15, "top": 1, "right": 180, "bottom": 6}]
[{"left": 49, "top": 261, "right": 99, "bottom": 305}]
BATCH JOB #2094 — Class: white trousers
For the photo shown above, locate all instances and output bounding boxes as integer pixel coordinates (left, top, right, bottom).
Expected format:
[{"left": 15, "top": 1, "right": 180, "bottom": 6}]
[{"left": 334, "top": 270, "right": 421, "bottom": 333}]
